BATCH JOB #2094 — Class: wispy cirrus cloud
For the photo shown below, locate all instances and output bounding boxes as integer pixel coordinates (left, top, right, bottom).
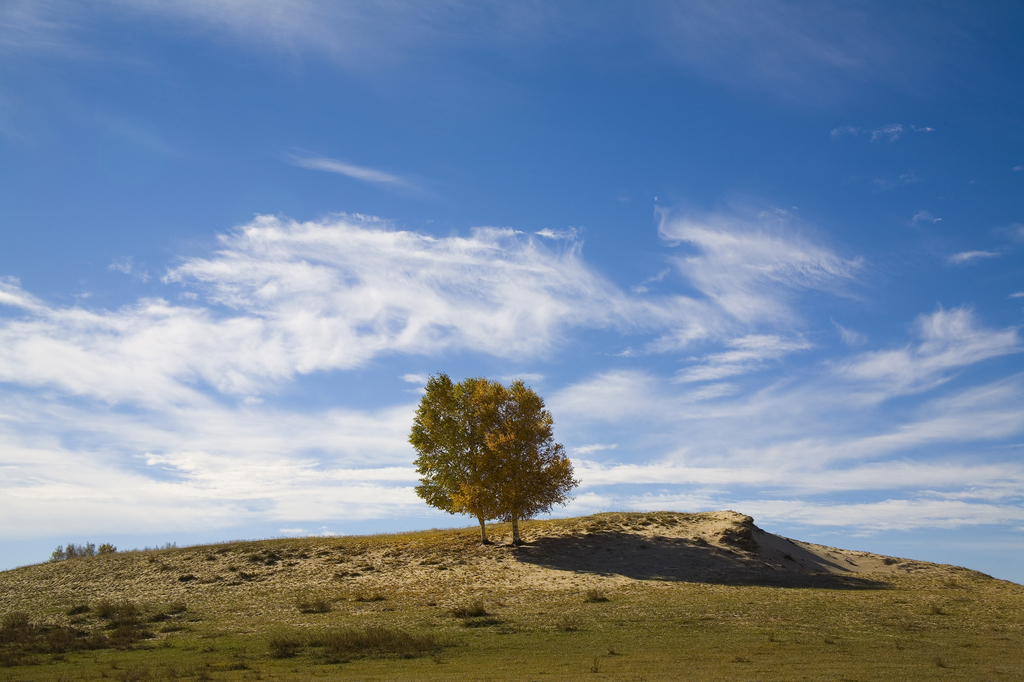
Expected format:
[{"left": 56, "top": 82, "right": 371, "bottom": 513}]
[
  {"left": 657, "top": 208, "right": 861, "bottom": 330},
  {"left": 832, "top": 319, "right": 867, "bottom": 346},
  {"left": 287, "top": 153, "right": 408, "bottom": 187},
  {"left": 831, "top": 124, "right": 934, "bottom": 141},
  {"left": 948, "top": 250, "right": 1000, "bottom": 265},
  {"left": 836, "top": 307, "right": 1020, "bottom": 396},
  {"left": 2, "top": 0, "right": 980, "bottom": 108},
  {"left": 676, "top": 334, "right": 811, "bottom": 383}
]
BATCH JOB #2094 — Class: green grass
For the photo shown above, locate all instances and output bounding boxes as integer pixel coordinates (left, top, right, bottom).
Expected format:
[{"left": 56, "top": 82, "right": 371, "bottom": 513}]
[{"left": 0, "top": 513, "right": 1021, "bottom": 680}]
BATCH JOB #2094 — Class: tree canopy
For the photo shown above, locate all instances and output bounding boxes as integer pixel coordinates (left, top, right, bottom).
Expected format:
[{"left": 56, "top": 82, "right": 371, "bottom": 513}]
[{"left": 410, "top": 374, "right": 577, "bottom": 544}]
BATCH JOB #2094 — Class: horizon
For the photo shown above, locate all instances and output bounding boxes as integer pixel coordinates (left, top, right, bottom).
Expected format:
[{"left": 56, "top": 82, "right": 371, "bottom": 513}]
[{"left": 1, "top": 1, "right": 1022, "bottom": 583}]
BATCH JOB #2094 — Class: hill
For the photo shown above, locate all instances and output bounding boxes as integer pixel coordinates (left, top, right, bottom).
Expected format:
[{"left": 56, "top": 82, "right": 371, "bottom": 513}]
[{"left": 2, "top": 511, "right": 1022, "bottom": 680}]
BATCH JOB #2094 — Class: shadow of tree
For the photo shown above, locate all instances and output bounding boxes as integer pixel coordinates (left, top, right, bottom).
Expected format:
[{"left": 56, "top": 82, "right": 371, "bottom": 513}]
[{"left": 510, "top": 532, "right": 888, "bottom": 589}]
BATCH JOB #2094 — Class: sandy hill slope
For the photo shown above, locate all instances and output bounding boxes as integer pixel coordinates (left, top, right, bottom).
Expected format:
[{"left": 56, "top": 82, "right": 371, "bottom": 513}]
[{"left": 1, "top": 511, "right": 980, "bottom": 616}]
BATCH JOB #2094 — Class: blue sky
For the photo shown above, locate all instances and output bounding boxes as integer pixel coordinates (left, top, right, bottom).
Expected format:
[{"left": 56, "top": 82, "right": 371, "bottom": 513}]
[{"left": 1, "top": 1, "right": 1023, "bottom": 581}]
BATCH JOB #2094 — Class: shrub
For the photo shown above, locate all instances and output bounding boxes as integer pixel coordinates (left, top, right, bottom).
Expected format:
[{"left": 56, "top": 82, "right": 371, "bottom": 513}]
[
  {"left": 46, "top": 626, "right": 80, "bottom": 653},
  {"left": 312, "top": 626, "right": 441, "bottom": 659},
  {"left": 96, "top": 599, "right": 117, "bottom": 619},
  {"left": 67, "top": 604, "right": 91, "bottom": 616},
  {"left": 296, "top": 595, "right": 332, "bottom": 614},
  {"left": 583, "top": 589, "right": 609, "bottom": 603},
  {"left": 50, "top": 543, "right": 97, "bottom": 561},
  {"left": 1, "top": 611, "right": 30, "bottom": 631},
  {"left": 112, "top": 601, "right": 142, "bottom": 628},
  {"left": 99, "top": 543, "right": 117, "bottom": 554},
  {"left": 267, "top": 633, "right": 303, "bottom": 658},
  {"left": 450, "top": 601, "right": 487, "bottom": 619},
  {"left": 111, "top": 624, "right": 144, "bottom": 648}
]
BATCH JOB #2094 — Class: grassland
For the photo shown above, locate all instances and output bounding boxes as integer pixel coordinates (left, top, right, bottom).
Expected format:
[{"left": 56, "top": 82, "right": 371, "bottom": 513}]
[{"left": 1, "top": 511, "right": 1021, "bottom": 681}]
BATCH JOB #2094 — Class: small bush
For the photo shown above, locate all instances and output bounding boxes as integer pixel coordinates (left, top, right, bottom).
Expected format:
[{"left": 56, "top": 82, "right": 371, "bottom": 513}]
[
  {"left": 313, "top": 626, "right": 441, "bottom": 659},
  {"left": 111, "top": 624, "right": 147, "bottom": 648},
  {"left": 1, "top": 611, "right": 30, "bottom": 631},
  {"left": 450, "top": 601, "right": 487, "bottom": 619},
  {"left": 67, "top": 604, "right": 91, "bottom": 616},
  {"left": 112, "top": 601, "right": 142, "bottom": 628},
  {"left": 98, "top": 543, "right": 117, "bottom": 554},
  {"left": 268, "top": 632, "right": 303, "bottom": 658},
  {"left": 46, "top": 626, "right": 79, "bottom": 653},
  {"left": 167, "top": 601, "right": 188, "bottom": 614},
  {"left": 296, "top": 595, "right": 332, "bottom": 614},
  {"left": 96, "top": 599, "right": 117, "bottom": 619},
  {"left": 583, "top": 589, "right": 609, "bottom": 603}
]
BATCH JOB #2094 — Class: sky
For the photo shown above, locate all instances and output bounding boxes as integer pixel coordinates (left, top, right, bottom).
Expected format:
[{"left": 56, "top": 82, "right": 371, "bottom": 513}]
[{"left": 1, "top": 1, "right": 1022, "bottom": 582}]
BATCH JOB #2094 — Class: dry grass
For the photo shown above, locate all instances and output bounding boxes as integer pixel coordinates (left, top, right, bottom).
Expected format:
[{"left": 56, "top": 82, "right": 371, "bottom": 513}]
[{"left": 0, "top": 511, "right": 1021, "bottom": 680}]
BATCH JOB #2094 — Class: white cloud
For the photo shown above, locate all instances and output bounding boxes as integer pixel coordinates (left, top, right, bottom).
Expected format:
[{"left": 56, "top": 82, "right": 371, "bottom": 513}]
[
  {"left": 535, "top": 228, "right": 579, "bottom": 240},
  {"left": 911, "top": 210, "right": 941, "bottom": 224},
  {"left": 0, "top": 210, "right": 866, "bottom": 412},
  {"left": 832, "top": 319, "right": 866, "bottom": 346},
  {"left": 1013, "top": 165, "right": 1023, "bottom": 172},
  {"left": 551, "top": 370, "right": 666, "bottom": 424},
  {"left": 108, "top": 257, "right": 150, "bottom": 282},
  {"left": 0, "top": 215, "right": 648, "bottom": 406},
  {"left": 401, "top": 373, "right": 428, "bottom": 384},
  {"left": 287, "top": 153, "right": 407, "bottom": 187},
  {"left": 0, "top": 392, "right": 425, "bottom": 538},
  {"left": 1010, "top": 292, "right": 1024, "bottom": 299},
  {"left": 657, "top": 209, "right": 861, "bottom": 329},
  {"left": 631, "top": 268, "right": 671, "bottom": 294},
  {"left": 830, "top": 125, "right": 859, "bottom": 138},
  {"left": 498, "top": 373, "right": 544, "bottom": 385},
  {"left": 3, "top": 1, "right": 968, "bottom": 113},
  {"left": 996, "top": 222, "right": 1024, "bottom": 243},
  {"left": 676, "top": 334, "right": 811, "bottom": 382},
  {"left": 833, "top": 124, "right": 933, "bottom": 144},
  {"left": 836, "top": 307, "right": 1020, "bottom": 396},
  {"left": 871, "top": 123, "right": 903, "bottom": 141},
  {"left": 573, "top": 458, "right": 1024, "bottom": 496},
  {"left": 0, "top": 277, "right": 44, "bottom": 312},
  {"left": 741, "top": 498, "right": 1024, "bottom": 532},
  {"left": 948, "top": 250, "right": 1000, "bottom": 264},
  {"left": 568, "top": 444, "right": 618, "bottom": 457}
]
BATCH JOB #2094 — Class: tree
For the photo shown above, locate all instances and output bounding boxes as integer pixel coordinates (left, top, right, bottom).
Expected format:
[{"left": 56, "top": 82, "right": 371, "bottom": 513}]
[
  {"left": 480, "top": 380, "right": 578, "bottom": 545},
  {"left": 410, "top": 374, "right": 502, "bottom": 543},
  {"left": 410, "top": 374, "right": 578, "bottom": 545}
]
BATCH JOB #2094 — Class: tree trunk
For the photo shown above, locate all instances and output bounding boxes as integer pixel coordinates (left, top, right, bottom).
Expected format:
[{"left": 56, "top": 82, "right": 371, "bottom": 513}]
[
  {"left": 478, "top": 515, "right": 491, "bottom": 544},
  {"left": 511, "top": 514, "right": 521, "bottom": 545}
]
